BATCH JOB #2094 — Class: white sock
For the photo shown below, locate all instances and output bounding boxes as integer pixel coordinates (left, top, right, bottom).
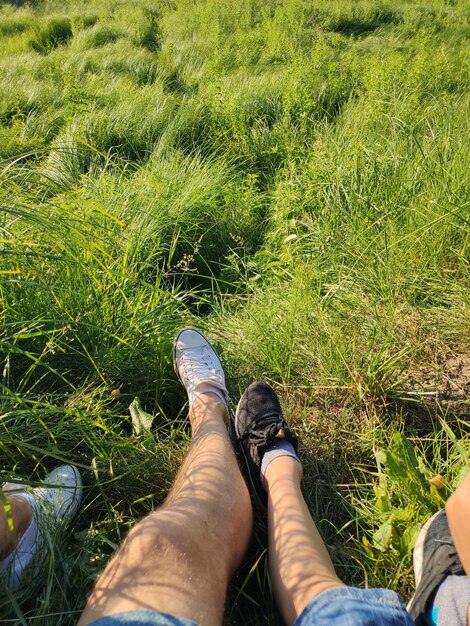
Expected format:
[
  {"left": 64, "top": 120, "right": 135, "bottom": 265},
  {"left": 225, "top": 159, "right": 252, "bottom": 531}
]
[
  {"left": 190, "top": 382, "right": 229, "bottom": 407},
  {"left": 260, "top": 440, "right": 301, "bottom": 488}
]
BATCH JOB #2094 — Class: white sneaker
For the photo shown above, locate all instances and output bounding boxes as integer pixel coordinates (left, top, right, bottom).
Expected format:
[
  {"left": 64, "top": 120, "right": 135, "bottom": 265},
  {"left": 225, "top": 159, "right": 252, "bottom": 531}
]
[
  {"left": 173, "top": 327, "right": 229, "bottom": 407},
  {"left": 0, "top": 464, "right": 82, "bottom": 592}
]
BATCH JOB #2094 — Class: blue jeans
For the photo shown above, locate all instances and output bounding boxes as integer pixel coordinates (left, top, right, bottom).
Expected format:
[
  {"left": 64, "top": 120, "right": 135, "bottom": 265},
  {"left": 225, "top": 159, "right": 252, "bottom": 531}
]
[
  {"left": 87, "top": 587, "right": 415, "bottom": 626},
  {"left": 87, "top": 611, "right": 197, "bottom": 626},
  {"left": 295, "top": 587, "right": 415, "bottom": 626}
]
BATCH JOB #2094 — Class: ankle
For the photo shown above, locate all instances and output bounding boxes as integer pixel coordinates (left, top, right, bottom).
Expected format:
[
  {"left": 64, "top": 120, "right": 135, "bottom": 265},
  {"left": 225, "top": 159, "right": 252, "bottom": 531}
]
[
  {"left": 264, "top": 455, "right": 303, "bottom": 489},
  {"left": 190, "top": 393, "right": 229, "bottom": 430},
  {"left": 0, "top": 496, "right": 33, "bottom": 559},
  {"left": 11, "top": 495, "right": 33, "bottom": 532}
]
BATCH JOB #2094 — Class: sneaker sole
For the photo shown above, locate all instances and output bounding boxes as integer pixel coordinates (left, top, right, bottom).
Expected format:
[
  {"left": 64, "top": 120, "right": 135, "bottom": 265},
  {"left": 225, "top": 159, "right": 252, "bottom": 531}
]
[
  {"left": 234, "top": 395, "right": 243, "bottom": 438},
  {"left": 407, "top": 509, "right": 442, "bottom": 610}
]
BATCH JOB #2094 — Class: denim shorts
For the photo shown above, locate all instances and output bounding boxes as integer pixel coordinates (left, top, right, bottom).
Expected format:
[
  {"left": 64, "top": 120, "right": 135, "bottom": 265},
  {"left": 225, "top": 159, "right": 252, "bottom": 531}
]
[
  {"left": 87, "top": 611, "right": 197, "bottom": 626},
  {"left": 87, "top": 587, "right": 415, "bottom": 626},
  {"left": 295, "top": 587, "right": 415, "bottom": 626}
]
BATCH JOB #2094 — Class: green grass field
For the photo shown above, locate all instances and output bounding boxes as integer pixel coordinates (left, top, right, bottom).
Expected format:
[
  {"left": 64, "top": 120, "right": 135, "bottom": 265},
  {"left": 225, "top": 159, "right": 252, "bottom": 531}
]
[{"left": 1, "top": 0, "right": 469, "bottom": 622}]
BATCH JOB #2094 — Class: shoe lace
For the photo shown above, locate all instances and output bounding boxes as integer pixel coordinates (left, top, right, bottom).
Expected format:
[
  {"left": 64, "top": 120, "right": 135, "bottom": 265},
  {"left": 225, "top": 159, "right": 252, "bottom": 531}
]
[
  {"left": 238, "top": 413, "right": 298, "bottom": 465},
  {"left": 181, "top": 347, "right": 221, "bottom": 384}
]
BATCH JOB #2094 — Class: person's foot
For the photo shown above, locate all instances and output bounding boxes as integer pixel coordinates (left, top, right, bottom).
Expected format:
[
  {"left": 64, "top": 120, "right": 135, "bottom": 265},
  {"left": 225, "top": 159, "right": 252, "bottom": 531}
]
[
  {"left": 173, "top": 327, "right": 229, "bottom": 408},
  {"left": 407, "top": 508, "right": 465, "bottom": 624},
  {"left": 0, "top": 465, "right": 82, "bottom": 592},
  {"left": 235, "top": 381, "right": 299, "bottom": 511}
]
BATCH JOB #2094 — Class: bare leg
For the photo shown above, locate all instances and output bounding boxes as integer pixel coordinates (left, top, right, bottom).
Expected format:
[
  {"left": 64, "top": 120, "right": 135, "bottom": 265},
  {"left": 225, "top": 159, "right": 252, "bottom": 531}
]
[
  {"left": 78, "top": 393, "right": 253, "bottom": 626},
  {"left": 265, "top": 456, "right": 345, "bottom": 626},
  {"left": 0, "top": 496, "right": 32, "bottom": 559}
]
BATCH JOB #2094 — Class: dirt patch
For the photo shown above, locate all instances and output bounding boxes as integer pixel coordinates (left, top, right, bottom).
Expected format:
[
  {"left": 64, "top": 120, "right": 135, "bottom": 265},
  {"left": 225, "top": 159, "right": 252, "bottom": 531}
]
[{"left": 407, "top": 352, "right": 470, "bottom": 415}]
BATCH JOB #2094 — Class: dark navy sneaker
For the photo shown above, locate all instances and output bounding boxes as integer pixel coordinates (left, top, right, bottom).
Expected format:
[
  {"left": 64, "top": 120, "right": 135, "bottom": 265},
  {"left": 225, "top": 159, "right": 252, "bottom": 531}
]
[
  {"left": 407, "top": 509, "right": 465, "bottom": 625},
  {"left": 235, "top": 381, "right": 298, "bottom": 511}
]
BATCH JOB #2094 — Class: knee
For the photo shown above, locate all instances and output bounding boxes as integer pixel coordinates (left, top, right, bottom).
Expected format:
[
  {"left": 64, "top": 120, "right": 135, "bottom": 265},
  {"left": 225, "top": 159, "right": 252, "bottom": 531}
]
[
  {"left": 122, "top": 511, "right": 220, "bottom": 575},
  {"left": 122, "top": 513, "right": 189, "bottom": 565}
]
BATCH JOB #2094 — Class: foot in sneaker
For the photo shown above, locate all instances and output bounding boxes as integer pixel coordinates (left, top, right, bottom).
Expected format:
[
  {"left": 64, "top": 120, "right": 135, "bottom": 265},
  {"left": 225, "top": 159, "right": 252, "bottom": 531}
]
[
  {"left": 173, "top": 327, "right": 229, "bottom": 409},
  {"left": 407, "top": 508, "right": 465, "bottom": 625},
  {"left": 235, "top": 381, "right": 300, "bottom": 511},
  {"left": 0, "top": 464, "right": 82, "bottom": 592}
]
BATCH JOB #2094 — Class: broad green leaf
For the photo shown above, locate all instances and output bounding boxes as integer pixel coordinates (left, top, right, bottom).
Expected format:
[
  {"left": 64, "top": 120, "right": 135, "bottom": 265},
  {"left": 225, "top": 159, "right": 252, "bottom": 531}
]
[
  {"left": 372, "top": 516, "right": 394, "bottom": 551},
  {"left": 129, "top": 397, "right": 155, "bottom": 435}
]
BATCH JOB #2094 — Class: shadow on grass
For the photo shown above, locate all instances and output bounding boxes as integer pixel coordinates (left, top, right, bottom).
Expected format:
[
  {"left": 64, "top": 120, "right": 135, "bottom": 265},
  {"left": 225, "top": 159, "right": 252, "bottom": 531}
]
[{"left": 329, "top": 9, "right": 402, "bottom": 38}]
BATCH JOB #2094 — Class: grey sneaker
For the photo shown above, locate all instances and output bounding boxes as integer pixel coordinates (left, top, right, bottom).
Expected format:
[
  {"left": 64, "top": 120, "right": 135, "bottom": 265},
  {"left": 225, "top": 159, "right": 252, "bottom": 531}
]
[
  {"left": 407, "top": 509, "right": 464, "bottom": 625},
  {"left": 173, "top": 327, "right": 229, "bottom": 407},
  {"left": 0, "top": 464, "right": 82, "bottom": 592}
]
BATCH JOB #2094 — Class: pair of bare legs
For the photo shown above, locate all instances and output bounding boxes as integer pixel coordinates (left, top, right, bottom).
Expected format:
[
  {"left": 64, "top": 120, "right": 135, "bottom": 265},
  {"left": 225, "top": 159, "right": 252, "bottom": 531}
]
[
  {"left": 75, "top": 392, "right": 344, "bottom": 626},
  {"left": 3, "top": 393, "right": 469, "bottom": 624}
]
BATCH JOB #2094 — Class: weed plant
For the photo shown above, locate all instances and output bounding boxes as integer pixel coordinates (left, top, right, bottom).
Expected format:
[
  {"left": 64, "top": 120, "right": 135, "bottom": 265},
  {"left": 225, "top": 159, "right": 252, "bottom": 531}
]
[{"left": 1, "top": 0, "right": 469, "bottom": 623}]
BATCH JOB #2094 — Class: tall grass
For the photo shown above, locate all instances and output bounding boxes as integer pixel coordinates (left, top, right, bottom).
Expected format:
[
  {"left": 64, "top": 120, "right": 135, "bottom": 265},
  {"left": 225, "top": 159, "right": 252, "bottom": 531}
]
[{"left": 1, "top": 0, "right": 469, "bottom": 623}]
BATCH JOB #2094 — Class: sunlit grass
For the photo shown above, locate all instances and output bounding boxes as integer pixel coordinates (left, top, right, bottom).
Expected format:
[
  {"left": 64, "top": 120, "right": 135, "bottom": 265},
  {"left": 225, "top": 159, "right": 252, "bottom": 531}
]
[{"left": 1, "top": 0, "right": 469, "bottom": 622}]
